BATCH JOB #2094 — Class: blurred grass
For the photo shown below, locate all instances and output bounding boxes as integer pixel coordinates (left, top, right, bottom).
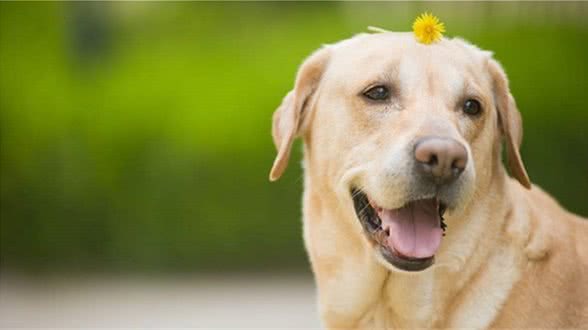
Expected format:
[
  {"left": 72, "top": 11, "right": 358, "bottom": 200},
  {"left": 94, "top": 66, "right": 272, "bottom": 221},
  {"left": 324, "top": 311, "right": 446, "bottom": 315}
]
[{"left": 0, "top": 2, "right": 586, "bottom": 273}]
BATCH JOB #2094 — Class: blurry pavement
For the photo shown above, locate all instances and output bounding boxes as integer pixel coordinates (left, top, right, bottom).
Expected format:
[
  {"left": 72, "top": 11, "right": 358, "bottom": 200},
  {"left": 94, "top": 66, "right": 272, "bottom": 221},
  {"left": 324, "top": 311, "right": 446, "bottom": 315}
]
[{"left": 0, "top": 273, "right": 320, "bottom": 328}]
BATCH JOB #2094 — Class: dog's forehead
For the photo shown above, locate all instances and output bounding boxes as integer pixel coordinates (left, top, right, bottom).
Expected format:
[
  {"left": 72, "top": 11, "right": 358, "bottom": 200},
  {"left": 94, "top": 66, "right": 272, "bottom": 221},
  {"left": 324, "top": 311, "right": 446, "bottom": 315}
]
[{"left": 326, "top": 32, "right": 490, "bottom": 87}]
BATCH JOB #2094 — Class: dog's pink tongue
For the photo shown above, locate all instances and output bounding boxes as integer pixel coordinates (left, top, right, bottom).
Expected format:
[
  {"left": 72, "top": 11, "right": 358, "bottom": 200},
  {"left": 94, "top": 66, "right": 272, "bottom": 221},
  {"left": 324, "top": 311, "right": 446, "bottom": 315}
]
[{"left": 378, "top": 199, "right": 442, "bottom": 259}]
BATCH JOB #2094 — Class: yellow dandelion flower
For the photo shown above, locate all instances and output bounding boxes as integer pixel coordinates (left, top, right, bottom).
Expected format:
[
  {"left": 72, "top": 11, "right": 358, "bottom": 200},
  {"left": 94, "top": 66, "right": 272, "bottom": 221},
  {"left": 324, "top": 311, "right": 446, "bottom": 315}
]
[{"left": 412, "top": 12, "right": 445, "bottom": 45}]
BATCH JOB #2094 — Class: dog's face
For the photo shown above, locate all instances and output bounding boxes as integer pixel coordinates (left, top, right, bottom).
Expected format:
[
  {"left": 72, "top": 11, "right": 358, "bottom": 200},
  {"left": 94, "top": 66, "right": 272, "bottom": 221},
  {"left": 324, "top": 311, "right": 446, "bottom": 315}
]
[{"left": 270, "top": 32, "right": 530, "bottom": 272}]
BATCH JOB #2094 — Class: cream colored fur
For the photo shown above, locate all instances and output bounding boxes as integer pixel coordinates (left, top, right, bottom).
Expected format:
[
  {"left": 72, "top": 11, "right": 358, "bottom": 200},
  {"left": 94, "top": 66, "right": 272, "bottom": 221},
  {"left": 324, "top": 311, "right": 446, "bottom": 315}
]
[{"left": 270, "top": 32, "right": 588, "bottom": 329}]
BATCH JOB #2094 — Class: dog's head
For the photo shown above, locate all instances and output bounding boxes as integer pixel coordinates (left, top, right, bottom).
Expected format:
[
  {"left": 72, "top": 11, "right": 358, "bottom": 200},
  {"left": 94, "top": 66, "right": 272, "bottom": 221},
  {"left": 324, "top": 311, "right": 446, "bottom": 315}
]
[{"left": 270, "top": 32, "right": 530, "bottom": 272}]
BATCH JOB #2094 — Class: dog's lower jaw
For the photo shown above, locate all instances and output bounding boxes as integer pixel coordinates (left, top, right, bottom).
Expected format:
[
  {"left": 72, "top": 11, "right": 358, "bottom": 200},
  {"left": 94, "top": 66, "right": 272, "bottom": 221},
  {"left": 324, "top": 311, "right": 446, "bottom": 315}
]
[{"left": 308, "top": 177, "right": 520, "bottom": 329}]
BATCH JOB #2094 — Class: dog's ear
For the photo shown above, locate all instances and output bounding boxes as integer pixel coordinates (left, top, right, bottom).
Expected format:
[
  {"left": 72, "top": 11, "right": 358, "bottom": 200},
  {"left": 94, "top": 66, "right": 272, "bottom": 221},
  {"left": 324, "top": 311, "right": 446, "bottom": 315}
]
[
  {"left": 488, "top": 59, "right": 532, "bottom": 189},
  {"left": 269, "top": 47, "right": 330, "bottom": 181}
]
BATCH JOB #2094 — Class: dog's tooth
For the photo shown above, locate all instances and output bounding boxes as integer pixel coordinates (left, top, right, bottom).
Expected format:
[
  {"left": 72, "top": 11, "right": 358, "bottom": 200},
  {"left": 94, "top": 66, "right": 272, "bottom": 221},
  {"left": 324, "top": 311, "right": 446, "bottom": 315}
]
[
  {"left": 374, "top": 215, "right": 381, "bottom": 225},
  {"left": 374, "top": 229, "right": 388, "bottom": 245}
]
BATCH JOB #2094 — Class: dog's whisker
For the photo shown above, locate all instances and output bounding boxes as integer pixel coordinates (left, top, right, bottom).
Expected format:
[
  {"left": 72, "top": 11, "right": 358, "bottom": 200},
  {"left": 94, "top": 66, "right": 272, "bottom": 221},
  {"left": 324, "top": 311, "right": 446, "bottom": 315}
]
[
  {"left": 351, "top": 189, "right": 364, "bottom": 199},
  {"left": 358, "top": 203, "right": 372, "bottom": 216}
]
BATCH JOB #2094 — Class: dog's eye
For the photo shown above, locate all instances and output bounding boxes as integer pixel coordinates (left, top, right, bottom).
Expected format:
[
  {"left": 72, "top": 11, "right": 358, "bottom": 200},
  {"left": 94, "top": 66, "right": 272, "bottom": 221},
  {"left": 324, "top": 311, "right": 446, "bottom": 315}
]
[
  {"left": 363, "top": 85, "right": 390, "bottom": 101},
  {"left": 463, "top": 99, "right": 482, "bottom": 116}
]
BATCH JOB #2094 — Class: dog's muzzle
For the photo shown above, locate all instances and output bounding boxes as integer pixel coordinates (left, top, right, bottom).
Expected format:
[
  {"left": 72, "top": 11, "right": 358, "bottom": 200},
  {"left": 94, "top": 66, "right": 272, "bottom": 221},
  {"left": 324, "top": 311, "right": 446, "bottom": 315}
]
[{"left": 349, "top": 136, "right": 467, "bottom": 272}]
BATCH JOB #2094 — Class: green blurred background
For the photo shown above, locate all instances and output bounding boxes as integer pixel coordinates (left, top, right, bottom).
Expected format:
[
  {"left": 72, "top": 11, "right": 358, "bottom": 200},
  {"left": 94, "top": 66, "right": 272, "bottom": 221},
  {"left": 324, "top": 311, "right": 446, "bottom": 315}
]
[{"left": 1, "top": 2, "right": 587, "bottom": 274}]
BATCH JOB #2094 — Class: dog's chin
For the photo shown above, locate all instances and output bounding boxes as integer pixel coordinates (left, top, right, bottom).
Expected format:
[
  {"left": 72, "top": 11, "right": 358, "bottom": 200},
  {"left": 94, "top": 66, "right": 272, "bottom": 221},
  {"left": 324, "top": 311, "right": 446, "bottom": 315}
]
[{"left": 351, "top": 188, "right": 459, "bottom": 272}]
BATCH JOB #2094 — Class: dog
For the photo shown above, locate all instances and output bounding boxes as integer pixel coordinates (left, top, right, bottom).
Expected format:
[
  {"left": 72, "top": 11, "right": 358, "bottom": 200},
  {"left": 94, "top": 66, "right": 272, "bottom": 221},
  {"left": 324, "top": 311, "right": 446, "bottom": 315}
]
[{"left": 269, "top": 31, "right": 587, "bottom": 328}]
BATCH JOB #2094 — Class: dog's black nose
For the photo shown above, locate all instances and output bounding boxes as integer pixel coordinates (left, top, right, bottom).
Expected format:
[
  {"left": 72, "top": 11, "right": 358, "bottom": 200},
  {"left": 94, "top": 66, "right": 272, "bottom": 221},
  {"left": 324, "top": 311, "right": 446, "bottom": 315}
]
[{"left": 414, "top": 136, "right": 468, "bottom": 185}]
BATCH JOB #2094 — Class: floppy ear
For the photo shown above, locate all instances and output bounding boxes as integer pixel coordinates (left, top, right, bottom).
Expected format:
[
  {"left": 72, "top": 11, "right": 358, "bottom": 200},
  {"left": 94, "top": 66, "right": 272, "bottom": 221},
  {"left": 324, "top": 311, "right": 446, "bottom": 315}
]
[
  {"left": 488, "top": 59, "right": 532, "bottom": 189},
  {"left": 269, "top": 47, "right": 330, "bottom": 181}
]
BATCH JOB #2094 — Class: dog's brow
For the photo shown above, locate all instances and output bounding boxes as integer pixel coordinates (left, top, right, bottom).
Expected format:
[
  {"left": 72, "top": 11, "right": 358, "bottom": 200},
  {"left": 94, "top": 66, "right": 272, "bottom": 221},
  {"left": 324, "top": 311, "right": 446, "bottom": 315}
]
[
  {"left": 359, "top": 71, "right": 398, "bottom": 91},
  {"left": 462, "top": 82, "right": 486, "bottom": 106}
]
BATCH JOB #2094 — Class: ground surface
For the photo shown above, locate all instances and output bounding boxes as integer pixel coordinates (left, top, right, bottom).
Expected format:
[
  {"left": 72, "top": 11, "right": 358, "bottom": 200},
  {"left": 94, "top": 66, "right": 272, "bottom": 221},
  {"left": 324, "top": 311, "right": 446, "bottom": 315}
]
[{"left": 0, "top": 273, "right": 320, "bottom": 328}]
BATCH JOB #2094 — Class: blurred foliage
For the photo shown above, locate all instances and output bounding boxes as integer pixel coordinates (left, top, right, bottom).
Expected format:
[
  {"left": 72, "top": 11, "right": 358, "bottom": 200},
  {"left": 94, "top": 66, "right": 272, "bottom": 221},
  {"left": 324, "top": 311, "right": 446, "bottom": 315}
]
[{"left": 1, "top": 2, "right": 587, "bottom": 273}]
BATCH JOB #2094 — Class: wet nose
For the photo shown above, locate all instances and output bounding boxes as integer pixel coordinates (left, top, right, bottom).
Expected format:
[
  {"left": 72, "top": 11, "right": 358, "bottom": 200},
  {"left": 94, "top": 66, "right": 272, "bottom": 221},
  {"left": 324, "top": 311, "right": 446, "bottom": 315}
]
[{"left": 414, "top": 136, "right": 468, "bottom": 184}]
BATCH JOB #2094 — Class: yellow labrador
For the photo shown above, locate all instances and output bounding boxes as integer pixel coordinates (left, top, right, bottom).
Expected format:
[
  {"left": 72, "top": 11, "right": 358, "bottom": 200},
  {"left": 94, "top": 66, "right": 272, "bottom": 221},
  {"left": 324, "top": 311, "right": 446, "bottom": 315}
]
[{"left": 269, "top": 32, "right": 587, "bottom": 328}]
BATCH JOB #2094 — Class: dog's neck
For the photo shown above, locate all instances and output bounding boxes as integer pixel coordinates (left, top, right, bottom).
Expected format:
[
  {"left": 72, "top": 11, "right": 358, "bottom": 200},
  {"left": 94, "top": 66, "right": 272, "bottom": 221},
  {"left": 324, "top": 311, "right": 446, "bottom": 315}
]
[{"left": 304, "top": 163, "right": 525, "bottom": 328}]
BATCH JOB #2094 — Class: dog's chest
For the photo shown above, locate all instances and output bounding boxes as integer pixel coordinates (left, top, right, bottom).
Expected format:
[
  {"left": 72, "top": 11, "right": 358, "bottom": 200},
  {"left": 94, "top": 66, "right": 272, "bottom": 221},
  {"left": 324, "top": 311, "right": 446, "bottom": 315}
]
[
  {"left": 370, "top": 273, "right": 440, "bottom": 328},
  {"left": 360, "top": 249, "right": 522, "bottom": 329}
]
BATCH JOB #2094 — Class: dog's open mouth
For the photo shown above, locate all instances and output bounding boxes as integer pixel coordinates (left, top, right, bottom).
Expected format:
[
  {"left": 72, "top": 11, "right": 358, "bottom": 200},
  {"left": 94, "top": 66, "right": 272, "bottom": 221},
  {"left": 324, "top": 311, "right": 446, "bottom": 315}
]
[{"left": 351, "top": 188, "right": 447, "bottom": 272}]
